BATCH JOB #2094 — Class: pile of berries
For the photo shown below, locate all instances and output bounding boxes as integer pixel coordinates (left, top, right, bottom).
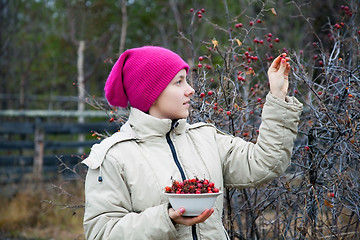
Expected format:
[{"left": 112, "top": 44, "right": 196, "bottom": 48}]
[{"left": 165, "top": 178, "right": 220, "bottom": 194}]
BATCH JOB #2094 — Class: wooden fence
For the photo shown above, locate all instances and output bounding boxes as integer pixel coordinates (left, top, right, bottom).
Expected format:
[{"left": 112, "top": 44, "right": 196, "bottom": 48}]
[{"left": 0, "top": 110, "right": 122, "bottom": 183}]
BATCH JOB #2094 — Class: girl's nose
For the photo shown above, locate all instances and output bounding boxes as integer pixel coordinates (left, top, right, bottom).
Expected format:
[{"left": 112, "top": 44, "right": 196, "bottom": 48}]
[{"left": 185, "top": 83, "right": 195, "bottom": 97}]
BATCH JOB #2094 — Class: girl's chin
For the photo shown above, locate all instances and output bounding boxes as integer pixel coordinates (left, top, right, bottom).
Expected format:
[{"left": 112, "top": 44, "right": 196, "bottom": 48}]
[{"left": 173, "top": 111, "right": 189, "bottom": 119}]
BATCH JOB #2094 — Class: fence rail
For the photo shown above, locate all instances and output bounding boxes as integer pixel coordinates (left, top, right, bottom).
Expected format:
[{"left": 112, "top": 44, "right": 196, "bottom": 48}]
[
  {"left": 0, "top": 110, "right": 123, "bottom": 183},
  {"left": 0, "top": 155, "right": 81, "bottom": 183},
  {"left": 0, "top": 109, "right": 110, "bottom": 118}
]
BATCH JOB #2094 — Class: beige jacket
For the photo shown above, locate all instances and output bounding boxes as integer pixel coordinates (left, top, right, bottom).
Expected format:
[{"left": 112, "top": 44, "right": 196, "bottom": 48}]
[{"left": 82, "top": 93, "right": 303, "bottom": 240}]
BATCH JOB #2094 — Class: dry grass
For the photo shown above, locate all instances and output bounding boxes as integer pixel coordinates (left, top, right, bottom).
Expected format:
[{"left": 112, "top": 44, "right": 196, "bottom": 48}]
[{"left": 0, "top": 180, "right": 85, "bottom": 240}]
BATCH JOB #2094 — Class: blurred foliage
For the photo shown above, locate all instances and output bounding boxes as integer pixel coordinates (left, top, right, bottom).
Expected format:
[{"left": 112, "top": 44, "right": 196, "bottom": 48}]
[{"left": 1, "top": 0, "right": 338, "bottom": 111}]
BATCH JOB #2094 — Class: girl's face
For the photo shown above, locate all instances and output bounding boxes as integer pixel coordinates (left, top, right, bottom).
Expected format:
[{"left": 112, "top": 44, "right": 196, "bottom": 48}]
[{"left": 149, "top": 69, "right": 194, "bottom": 119}]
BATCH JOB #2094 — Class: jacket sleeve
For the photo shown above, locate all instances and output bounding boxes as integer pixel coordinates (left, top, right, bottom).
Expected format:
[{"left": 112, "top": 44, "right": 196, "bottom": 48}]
[
  {"left": 218, "top": 93, "right": 303, "bottom": 188},
  {"left": 83, "top": 153, "right": 179, "bottom": 240}
]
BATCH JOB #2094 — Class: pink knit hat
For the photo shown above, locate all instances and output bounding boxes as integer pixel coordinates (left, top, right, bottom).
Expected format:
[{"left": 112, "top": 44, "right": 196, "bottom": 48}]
[{"left": 104, "top": 46, "right": 189, "bottom": 112}]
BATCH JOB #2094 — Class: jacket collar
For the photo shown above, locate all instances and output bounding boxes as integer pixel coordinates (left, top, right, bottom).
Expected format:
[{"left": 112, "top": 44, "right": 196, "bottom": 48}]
[{"left": 125, "top": 107, "right": 187, "bottom": 139}]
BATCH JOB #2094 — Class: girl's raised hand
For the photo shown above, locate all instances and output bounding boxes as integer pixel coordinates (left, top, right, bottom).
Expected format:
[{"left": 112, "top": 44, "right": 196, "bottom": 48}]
[{"left": 267, "top": 54, "right": 291, "bottom": 101}]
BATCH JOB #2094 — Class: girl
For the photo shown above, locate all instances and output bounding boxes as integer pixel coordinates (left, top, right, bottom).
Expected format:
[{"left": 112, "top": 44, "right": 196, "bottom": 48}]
[{"left": 82, "top": 46, "right": 303, "bottom": 239}]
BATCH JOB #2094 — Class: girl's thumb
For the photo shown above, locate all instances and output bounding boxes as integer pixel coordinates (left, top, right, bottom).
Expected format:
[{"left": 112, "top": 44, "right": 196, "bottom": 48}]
[
  {"left": 178, "top": 207, "right": 186, "bottom": 214},
  {"left": 279, "top": 58, "right": 287, "bottom": 71}
]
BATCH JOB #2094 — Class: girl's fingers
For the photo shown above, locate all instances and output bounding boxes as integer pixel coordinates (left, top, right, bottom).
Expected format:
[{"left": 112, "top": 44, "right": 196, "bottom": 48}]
[
  {"left": 170, "top": 208, "right": 214, "bottom": 226},
  {"left": 284, "top": 63, "right": 291, "bottom": 76},
  {"left": 270, "top": 54, "right": 290, "bottom": 71},
  {"left": 278, "top": 58, "right": 287, "bottom": 72},
  {"left": 190, "top": 208, "right": 213, "bottom": 224},
  {"left": 269, "top": 56, "right": 282, "bottom": 70}
]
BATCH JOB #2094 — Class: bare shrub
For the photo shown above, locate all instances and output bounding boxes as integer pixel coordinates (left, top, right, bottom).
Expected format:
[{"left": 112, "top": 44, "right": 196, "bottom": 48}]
[{"left": 183, "top": 0, "right": 359, "bottom": 239}]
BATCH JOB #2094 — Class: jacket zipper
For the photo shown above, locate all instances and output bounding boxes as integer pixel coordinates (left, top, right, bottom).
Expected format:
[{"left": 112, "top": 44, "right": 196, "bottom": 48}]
[
  {"left": 166, "top": 121, "right": 198, "bottom": 240},
  {"left": 166, "top": 130, "right": 186, "bottom": 181}
]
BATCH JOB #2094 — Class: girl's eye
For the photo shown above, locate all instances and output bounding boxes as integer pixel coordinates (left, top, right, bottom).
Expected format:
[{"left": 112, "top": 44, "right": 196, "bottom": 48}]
[{"left": 176, "top": 80, "right": 182, "bottom": 85}]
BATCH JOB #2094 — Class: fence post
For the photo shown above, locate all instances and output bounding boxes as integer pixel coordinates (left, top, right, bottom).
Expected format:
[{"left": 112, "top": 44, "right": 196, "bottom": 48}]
[{"left": 33, "top": 118, "right": 44, "bottom": 180}]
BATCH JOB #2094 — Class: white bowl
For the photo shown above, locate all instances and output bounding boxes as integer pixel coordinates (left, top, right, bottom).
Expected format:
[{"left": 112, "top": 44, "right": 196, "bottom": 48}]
[{"left": 164, "top": 192, "right": 222, "bottom": 216}]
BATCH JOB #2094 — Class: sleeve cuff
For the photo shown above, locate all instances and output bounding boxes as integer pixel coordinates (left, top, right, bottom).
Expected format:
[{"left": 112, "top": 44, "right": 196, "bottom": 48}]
[{"left": 266, "top": 93, "right": 303, "bottom": 112}]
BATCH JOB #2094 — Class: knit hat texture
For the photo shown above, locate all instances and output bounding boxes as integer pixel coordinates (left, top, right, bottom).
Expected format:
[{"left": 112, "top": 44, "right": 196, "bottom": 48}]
[{"left": 104, "top": 46, "right": 189, "bottom": 112}]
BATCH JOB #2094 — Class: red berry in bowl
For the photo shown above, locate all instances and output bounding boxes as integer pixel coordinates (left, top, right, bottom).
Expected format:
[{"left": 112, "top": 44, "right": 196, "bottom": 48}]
[{"left": 165, "top": 178, "right": 220, "bottom": 194}]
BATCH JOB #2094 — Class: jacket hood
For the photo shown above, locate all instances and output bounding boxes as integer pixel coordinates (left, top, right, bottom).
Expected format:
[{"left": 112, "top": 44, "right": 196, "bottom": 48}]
[{"left": 82, "top": 107, "right": 188, "bottom": 169}]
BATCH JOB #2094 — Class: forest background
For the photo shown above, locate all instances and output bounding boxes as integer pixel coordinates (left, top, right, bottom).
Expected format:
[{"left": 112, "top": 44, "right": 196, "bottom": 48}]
[{"left": 0, "top": 0, "right": 359, "bottom": 239}]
